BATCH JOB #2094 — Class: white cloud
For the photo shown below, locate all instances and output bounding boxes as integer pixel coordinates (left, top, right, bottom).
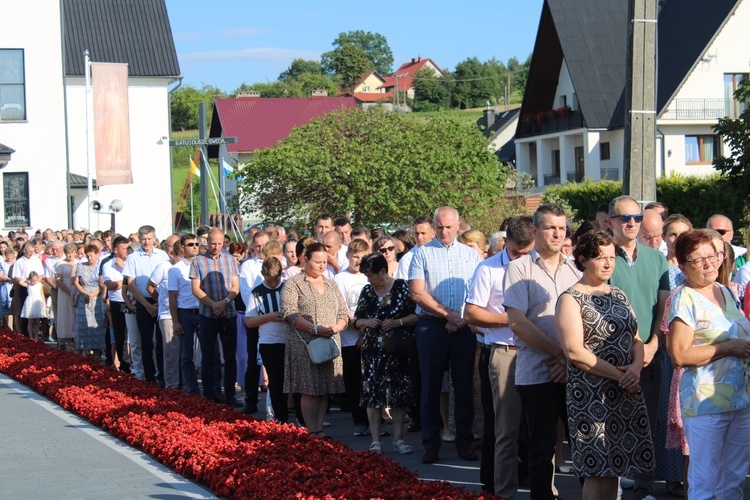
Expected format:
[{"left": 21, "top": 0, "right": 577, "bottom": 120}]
[{"left": 180, "top": 47, "right": 321, "bottom": 62}]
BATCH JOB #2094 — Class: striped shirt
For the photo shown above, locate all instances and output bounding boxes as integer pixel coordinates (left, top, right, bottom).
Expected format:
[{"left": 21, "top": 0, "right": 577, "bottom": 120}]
[
  {"left": 190, "top": 251, "right": 239, "bottom": 318},
  {"left": 503, "top": 249, "right": 581, "bottom": 385},
  {"left": 248, "top": 282, "right": 286, "bottom": 344},
  {"left": 409, "top": 237, "right": 481, "bottom": 315}
]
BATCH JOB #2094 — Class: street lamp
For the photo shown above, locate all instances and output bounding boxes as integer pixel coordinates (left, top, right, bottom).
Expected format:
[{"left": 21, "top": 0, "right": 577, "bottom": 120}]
[{"left": 0, "top": 143, "right": 15, "bottom": 169}]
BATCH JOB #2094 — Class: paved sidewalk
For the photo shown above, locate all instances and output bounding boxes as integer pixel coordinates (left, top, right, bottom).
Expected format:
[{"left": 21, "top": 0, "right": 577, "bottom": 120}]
[{"left": 0, "top": 374, "right": 215, "bottom": 500}]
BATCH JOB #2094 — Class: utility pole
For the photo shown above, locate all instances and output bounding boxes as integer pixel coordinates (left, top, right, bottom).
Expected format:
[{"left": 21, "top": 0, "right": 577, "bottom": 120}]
[
  {"left": 623, "top": 0, "right": 658, "bottom": 204},
  {"left": 198, "top": 102, "right": 208, "bottom": 225}
]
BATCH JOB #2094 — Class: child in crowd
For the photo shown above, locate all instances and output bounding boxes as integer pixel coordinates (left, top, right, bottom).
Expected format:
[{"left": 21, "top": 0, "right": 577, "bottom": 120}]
[{"left": 21, "top": 271, "right": 47, "bottom": 340}]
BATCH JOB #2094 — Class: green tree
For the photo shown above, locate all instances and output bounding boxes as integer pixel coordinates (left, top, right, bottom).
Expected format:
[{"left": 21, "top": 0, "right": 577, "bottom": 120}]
[
  {"left": 451, "top": 57, "right": 496, "bottom": 109},
  {"left": 321, "top": 30, "right": 394, "bottom": 76},
  {"left": 412, "top": 67, "right": 452, "bottom": 112},
  {"left": 170, "top": 84, "right": 225, "bottom": 131},
  {"left": 278, "top": 59, "right": 324, "bottom": 82},
  {"left": 236, "top": 108, "right": 505, "bottom": 232},
  {"left": 329, "top": 43, "right": 371, "bottom": 91},
  {"left": 713, "top": 78, "right": 750, "bottom": 202}
]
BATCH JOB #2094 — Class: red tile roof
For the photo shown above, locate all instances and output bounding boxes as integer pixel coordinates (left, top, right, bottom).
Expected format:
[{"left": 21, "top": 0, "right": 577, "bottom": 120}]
[
  {"left": 378, "top": 57, "right": 444, "bottom": 92},
  {"left": 352, "top": 92, "right": 392, "bottom": 102},
  {"left": 211, "top": 97, "right": 358, "bottom": 153}
]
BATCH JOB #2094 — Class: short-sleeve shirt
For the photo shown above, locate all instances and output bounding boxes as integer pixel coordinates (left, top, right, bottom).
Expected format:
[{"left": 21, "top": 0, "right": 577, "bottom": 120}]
[
  {"left": 11, "top": 255, "right": 44, "bottom": 282},
  {"left": 43, "top": 256, "right": 60, "bottom": 280},
  {"left": 466, "top": 248, "right": 514, "bottom": 346},
  {"left": 409, "top": 238, "right": 480, "bottom": 315},
  {"left": 609, "top": 243, "right": 670, "bottom": 342},
  {"left": 122, "top": 247, "right": 169, "bottom": 296},
  {"left": 503, "top": 249, "right": 581, "bottom": 385},
  {"left": 190, "top": 251, "right": 239, "bottom": 318},
  {"left": 168, "top": 258, "right": 200, "bottom": 309},
  {"left": 101, "top": 259, "right": 125, "bottom": 302},
  {"left": 333, "top": 269, "right": 368, "bottom": 347},
  {"left": 239, "top": 256, "right": 263, "bottom": 308},
  {"left": 248, "top": 281, "right": 286, "bottom": 344},
  {"left": 668, "top": 284, "right": 750, "bottom": 417},
  {"left": 149, "top": 261, "right": 173, "bottom": 320}
]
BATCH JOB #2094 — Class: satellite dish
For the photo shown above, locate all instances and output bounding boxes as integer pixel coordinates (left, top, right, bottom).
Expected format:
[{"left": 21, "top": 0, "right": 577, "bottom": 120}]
[
  {"left": 90, "top": 200, "right": 102, "bottom": 212},
  {"left": 109, "top": 199, "right": 123, "bottom": 213}
]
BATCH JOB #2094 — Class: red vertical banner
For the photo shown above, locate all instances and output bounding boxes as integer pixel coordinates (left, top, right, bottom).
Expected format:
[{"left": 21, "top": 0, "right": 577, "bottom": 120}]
[{"left": 92, "top": 63, "right": 133, "bottom": 185}]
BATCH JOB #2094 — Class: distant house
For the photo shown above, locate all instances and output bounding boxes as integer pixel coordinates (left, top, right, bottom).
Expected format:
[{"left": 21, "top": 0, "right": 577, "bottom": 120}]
[
  {"left": 1, "top": 0, "right": 180, "bottom": 234},
  {"left": 477, "top": 108, "right": 521, "bottom": 165},
  {"left": 515, "top": 0, "right": 748, "bottom": 193},
  {"left": 352, "top": 70, "right": 386, "bottom": 95},
  {"left": 379, "top": 57, "right": 446, "bottom": 99}
]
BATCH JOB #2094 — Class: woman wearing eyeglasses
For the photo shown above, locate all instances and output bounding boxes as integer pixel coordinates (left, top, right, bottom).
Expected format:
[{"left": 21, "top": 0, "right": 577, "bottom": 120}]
[
  {"left": 666, "top": 229, "right": 750, "bottom": 500},
  {"left": 372, "top": 236, "right": 399, "bottom": 278}
]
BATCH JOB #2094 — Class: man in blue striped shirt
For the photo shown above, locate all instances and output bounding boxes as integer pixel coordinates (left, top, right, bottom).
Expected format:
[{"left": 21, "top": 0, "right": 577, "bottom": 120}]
[{"left": 410, "top": 206, "right": 481, "bottom": 464}]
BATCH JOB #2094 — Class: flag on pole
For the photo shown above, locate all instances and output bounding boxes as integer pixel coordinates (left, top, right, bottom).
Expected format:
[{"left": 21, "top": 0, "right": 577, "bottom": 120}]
[
  {"left": 222, "top": 158, "right": 233, "bottom": 175},
  {"left": 189, "top": 151, "right": 200, "bottom": 178}
]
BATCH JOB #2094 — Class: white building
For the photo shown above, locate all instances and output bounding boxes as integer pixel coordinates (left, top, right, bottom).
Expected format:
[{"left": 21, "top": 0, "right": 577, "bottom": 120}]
[
  {"left": 0, "top": 0, "right": 180, "bottom": 236},
  {"left": 514, "top": 0, "right": 749, "bottom": 193}
]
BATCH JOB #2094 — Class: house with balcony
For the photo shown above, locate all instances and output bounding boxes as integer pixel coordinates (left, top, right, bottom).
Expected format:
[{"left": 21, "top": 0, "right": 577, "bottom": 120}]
[{"left": 515, "top": 0, "right": 748, "bottom": 192}]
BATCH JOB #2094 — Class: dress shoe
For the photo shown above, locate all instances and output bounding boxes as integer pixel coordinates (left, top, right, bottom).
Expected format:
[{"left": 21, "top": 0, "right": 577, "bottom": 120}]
[
  {"left": 407, "top": 422, "right": 421, "bottom": 432},
  {"left": 212, "top": 393, "right": 226, "bottom": 404},
  {"left": 421, "top": 448, "right": 439, "bottom": 464},
  {"left": 457, "top": 447, "right": 478, "bottom": 461}
]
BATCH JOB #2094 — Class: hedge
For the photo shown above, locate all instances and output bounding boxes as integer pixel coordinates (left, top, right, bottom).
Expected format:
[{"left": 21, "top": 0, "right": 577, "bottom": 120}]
[{"left": 541, "top": 174, "right": 748, "bottom": 243}]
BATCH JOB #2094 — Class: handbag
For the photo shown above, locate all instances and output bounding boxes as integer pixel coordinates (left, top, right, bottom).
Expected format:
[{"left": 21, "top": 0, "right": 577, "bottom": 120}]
[
  {"left": 294, "top": 299, "right": 340, "bottom": 365},
  {"left": 295, "top": 328, "right": 340, "bottom": 365},
  {"left": 384, "top": 328, "right": 413, "bottom": 358}
]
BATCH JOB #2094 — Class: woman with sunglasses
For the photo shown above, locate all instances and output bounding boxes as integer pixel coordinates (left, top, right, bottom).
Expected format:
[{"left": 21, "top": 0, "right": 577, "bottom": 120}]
[
  {"left": 372, "top": 236, "right": 399, "bottom": 278},
  {"left": 666, "top": 229, "right": 750, "bottom": 499}
]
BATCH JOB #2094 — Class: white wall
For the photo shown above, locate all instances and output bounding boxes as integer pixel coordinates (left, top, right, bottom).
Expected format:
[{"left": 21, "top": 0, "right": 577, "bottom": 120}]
[
  {"left": 66, "top": 77, "right": 174, "bottom": 237},
  {"left": 554, "top": 59, "right": 577, "bottom": 109},
  {"left": 0, "top": 0, "right": 69, "bottom": 230}
]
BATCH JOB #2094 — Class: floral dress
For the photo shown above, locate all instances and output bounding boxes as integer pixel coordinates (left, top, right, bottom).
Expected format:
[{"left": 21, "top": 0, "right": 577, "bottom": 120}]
[
  {"left": 75, "top": 263, "right": 106, "bottom": 351},
  {"left": 354, "top": 279, "right": 415, "bottom": 409}
]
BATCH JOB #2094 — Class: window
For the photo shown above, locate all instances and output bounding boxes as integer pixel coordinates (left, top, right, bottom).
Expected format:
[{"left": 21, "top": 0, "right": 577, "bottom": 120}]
[
  {"left": 600, "top": 142, "right": 611, "bottom": 160},
  {"left": 724, "top": 73, "right": 747, "bottom": 118},
  {"left": 685, "top": 135, "right": 719, "bottom": 164},
  {"left": 3, "top": 172, "right": 29, "bottom": 227},
  {"left": 0, "top": 49, "right": 26, "bottom": 120},
  {"left": 559, "top": 95, "right": 567, "bottom": 108}
]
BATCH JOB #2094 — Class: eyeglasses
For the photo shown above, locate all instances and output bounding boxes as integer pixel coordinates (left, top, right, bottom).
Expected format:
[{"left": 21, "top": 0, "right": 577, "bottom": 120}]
[
  {"left": 378, "top": 246, "right": 396, "bottom": 254},
  {"left": 184, "top": 242, "right": 199, "bottom": 247},
  {"left": 609, "top": 214, "right": 644, "bottom": 223},
  {"left": 714, "top": 229, "right": 731, "bottom": 236},
  {"left": 686, "top": 252, "right": 725, "bottom": 267}
]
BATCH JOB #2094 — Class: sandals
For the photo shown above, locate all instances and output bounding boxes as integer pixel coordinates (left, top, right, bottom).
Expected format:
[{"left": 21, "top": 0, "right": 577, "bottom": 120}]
[
  {"left": 369, "top": 441, "right": 382, "bottom": 455},
  {"left": 392, "top": 439, "right": 413, "bottom": 455},
  {"left": 310, "top": 430, "right": 334, "bottom": 442}
]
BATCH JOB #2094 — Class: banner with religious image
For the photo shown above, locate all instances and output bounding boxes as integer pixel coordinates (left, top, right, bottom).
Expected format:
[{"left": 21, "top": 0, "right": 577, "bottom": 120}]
[{"left": 92, "top": 63, "right": 133, "bottom": 185}]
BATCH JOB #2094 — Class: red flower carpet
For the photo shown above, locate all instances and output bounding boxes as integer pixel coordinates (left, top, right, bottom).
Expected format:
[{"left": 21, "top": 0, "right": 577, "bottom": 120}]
[{"left": 0, "top": 330, "right": 494, "bottom": 499}]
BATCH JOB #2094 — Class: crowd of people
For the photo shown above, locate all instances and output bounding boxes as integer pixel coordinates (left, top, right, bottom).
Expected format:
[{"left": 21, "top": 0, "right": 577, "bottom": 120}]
[{"left": 1, "top": 203, "right": 749, "bottom": 500}]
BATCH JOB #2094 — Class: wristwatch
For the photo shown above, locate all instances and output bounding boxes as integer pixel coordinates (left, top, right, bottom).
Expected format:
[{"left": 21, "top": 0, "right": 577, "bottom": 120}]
[
  {"left": 312, "top": 324, "right": 318, "bottom": 336},
  {"left": 225, "top": 297, "right": 231, "bottom": 304}
]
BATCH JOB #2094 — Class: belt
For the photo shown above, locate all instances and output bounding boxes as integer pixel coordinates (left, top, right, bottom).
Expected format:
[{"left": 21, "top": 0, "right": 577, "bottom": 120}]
[
  {"left": 178, "top": 308, "right": 200, "bottom": 315},
  {"left": 491, "top": 344, "right": 517, "bottom": 351}
]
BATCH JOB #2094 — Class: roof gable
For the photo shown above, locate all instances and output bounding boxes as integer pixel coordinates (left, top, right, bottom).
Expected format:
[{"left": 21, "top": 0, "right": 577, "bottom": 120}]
[
  {"left": 379, "top": 57, "right": 444, "bottom": 91},
  {"left": 63, "top": 0, "right": 180, "bottom": 77},
  {"left": 210, "top": 97, "right": 358, "bottom": 154},
  {"left": 656, "top": 0, "right": 741, "bottom": 112}
]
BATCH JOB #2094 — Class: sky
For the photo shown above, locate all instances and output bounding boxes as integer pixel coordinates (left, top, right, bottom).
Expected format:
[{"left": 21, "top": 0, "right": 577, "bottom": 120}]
[{"left": 164, "top": 0, "right": 545, "bottom": 93}]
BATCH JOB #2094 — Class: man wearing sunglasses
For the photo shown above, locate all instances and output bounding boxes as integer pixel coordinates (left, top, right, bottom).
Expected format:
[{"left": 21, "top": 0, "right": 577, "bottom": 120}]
[{"left": 607, "top": 195, "right": 670, "bottom": 500}]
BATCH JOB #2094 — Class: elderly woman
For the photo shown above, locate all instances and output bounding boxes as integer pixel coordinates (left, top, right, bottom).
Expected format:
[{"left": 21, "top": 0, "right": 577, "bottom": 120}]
[
  {"left": 281, "top": 242, "right": 348, "bottom": 438},
  {"left": 74, "top": 244, "right": 106, "bottom": 356},
  {"left": 666, "top": 229, "right": 750, "bottom": 499},
  {"left": 371, "top": 236, "right": 399, "bottom": 277},
  {"left": 354, "top": 252, "right": 417, "bottom": 454},
  {"left": 555, "top": 230, "right": 654, "bottom": 500}
]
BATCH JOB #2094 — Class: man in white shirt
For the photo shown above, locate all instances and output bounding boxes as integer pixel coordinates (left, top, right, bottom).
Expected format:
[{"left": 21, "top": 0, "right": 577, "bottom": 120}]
[
  {"left": 396, "top": 216, "right": 434, "bottom": 280},
  {"left": 239, "top": 230, "right": 270, "bottom": 307},
  {"left": 102, "top": 236, "right": 132, "bottom": 374},
  {"left": 11, "top": 241, "right": 44, "bottom": 337},
  {"left": 122, "top": 225, "right": 169, "bottom": 385},
  {"left": 168, "top": 233, "right": 202, "bottom": 395},
  {"left": 147, "top": 235, "right": 180, "bottom": 389},
  {"left": 323, "top": 231, "right": 346, "bottom": 276},
  {"left": 43, "top": 241, "right": 64, "bottom": 339},
  {"left": 333, "top": 239, "right": 370, "bottom": 436},
  {"left": 465, "top": 216, "right": 535, "bottom": 498}
]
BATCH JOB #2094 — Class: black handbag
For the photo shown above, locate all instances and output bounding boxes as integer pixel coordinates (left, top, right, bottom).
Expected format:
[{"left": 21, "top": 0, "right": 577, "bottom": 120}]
[{"left": 384, "top": 328, "right": 413, "bottom": 358}]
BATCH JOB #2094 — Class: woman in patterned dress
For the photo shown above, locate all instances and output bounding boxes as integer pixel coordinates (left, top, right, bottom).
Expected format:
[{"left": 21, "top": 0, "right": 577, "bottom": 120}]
[
  {"left": 281, "top": 242, "right": 349, "bottom": 438},
  {"left": 74, "top": 244, "right": 105, "bottom": 355},
  {"left": 555, "top": 230, "right": 654, "bottom": 499},
  {"left": 354, "top": 253, "right": 417, "bottom": 455}
]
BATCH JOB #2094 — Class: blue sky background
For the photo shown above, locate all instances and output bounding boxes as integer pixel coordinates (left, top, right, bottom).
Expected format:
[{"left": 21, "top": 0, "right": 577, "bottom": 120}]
[{"left": 164, "top": 0, "right": 544, "bottom": 93}]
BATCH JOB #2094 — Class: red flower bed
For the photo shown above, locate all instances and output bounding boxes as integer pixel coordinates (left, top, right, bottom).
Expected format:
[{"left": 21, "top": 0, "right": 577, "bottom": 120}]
[{"left": 0, "top": 330, "right": 495, "bottom": 499}]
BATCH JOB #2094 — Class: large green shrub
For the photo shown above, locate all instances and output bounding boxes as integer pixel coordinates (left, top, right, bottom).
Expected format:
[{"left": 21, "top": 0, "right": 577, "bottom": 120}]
[{"left": 541, "top": 174, "right": 747, "bottom": 238}]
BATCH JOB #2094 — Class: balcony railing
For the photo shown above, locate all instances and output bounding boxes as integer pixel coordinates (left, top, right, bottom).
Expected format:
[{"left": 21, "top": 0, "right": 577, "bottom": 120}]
[
  {"left": 521, "top": 110, "right": 585, "bottom": 137},
  {"left": 600, "top": 168, "right": 620, "bottom": 181},
  {"left": 566, "top": 172, "right": 584, "bottom": 183},
  {"left": 543, "top": 174, "right": 560, "bottom": 185},
  {"left": 660, "top": 98, "right": 747, "bottom": 120}
]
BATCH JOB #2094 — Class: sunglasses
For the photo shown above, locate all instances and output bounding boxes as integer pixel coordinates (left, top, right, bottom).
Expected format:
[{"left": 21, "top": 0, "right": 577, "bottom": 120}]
[
  {"left": 378, "top": 246, "right": 396, "bottom": 254},
  {"left": 609, "top": 214, "right": 644, "bottom": 223},
  {"left": 184, "top": 242, "right": 200, "bottom": 247},
  {"left": 714, "top": 229, "right": 731, "bottom": 236}
]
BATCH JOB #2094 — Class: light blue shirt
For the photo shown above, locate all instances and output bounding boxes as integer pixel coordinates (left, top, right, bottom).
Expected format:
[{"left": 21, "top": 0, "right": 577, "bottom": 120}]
[
  {"left": 122, "top": 247, "right": 169, "bottom": 296},
  {"left": 409, "top": 237, "right": 480, "bottom": 315}
]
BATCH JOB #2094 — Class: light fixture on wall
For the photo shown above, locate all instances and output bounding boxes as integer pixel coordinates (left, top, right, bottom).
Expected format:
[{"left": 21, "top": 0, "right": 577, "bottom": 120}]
[
  {"left": 667, "top": 149, "right": 672, "bottom": 157},
  {"left": 0, "top": 143, "right": 15, "bottom": 169}
]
